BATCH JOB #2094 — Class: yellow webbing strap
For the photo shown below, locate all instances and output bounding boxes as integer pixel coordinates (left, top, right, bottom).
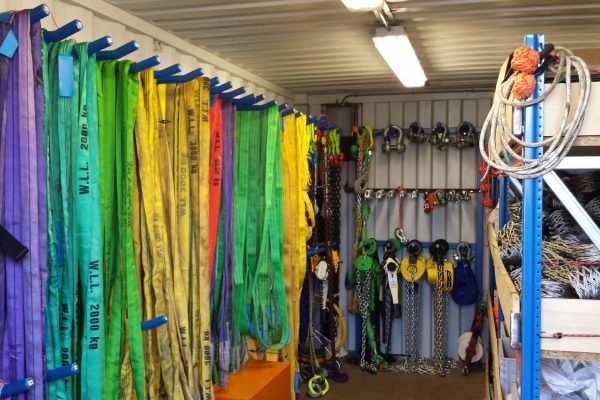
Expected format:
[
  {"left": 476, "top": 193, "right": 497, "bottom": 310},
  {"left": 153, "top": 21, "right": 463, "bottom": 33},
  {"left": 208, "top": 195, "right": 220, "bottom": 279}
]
[
  {"left": 197, "top": 77, "right": 214, "bottom": 399},
  {"left": 280, "top": 113, "right": 303, "bottom": 395},
  {"left": 134, "top": 69, "right": 188, "bottom": 398},
  {"left": 164, "top": 81, "right": 194, "bottom": 394}
]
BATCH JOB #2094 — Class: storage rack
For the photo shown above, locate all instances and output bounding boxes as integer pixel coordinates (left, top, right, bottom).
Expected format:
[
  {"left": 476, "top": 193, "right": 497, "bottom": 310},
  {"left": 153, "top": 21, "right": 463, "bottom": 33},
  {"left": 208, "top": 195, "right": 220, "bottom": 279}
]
[{"left": 487, "top": 34, "right": 600, "bottom": 399}]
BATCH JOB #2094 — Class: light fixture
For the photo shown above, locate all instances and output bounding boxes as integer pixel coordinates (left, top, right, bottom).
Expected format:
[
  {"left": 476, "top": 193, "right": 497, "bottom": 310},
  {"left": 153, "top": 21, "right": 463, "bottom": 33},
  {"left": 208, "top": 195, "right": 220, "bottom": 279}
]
[
  {"left": 340, "top": 0, "right": 385, "bottom": 12},
  {"left": 372, "top": 26, "right": 427, "bottom": 88}
]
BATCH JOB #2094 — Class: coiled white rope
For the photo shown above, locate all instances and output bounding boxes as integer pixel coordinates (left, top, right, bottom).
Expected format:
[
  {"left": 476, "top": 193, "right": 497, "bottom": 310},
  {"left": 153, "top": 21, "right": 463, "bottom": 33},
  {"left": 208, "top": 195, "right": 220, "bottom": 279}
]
[{"left": 479, "top": 46, "right": 591, "bottom": 179}]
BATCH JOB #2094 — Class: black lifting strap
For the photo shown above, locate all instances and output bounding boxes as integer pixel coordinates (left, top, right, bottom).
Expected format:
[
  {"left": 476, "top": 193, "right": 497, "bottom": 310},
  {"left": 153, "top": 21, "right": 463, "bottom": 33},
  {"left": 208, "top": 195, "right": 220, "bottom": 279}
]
[{"left": 0, "top": 224, "right": 29, "bottom": 261}]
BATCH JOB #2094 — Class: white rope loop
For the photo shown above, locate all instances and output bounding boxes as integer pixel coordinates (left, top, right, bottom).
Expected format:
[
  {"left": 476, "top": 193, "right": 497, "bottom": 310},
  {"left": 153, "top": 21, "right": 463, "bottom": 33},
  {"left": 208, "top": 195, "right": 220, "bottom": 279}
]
[{"left": 479, "top": 46, "right": 591, "bottom": 179}]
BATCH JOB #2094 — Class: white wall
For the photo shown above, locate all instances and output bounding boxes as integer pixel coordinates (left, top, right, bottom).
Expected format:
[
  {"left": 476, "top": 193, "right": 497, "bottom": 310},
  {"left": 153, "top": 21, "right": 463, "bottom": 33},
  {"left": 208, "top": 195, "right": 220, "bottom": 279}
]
[
  {"left": 5, "top": 0, "right": 292, "bottom": 104},
  {"left": 307, "top": 92, "right": 493, "bottom": 359}
]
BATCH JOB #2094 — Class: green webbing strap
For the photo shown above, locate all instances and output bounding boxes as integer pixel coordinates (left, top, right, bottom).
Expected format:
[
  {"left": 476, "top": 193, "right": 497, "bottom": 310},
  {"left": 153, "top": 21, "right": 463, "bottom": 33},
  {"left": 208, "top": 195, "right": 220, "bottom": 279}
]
[
  {"left": 56, "top": 39, "right": 78, "bottom": 400},
  {"left": 250, "top": 105, "right": 289, "bottom": 350},
  {"left": 245, "top": 110, "right": 262, "bottom": 334},
  {"left": 98, "top": 59, "right": 121, "bottom": 400},
  {"left": 233, "top": 112, "right": 250, "bottom": 340},
  {"left": 44, "top": 39, "right": 70, "bottom": 400},
  {"left": 233, "top": 111, "right": 250, "bottom": 337},
  {"left": 117, "top": 61, "right": 145, "bottom": 399},
  {"left": 73, "top": 42, "right": 103, "bottom": 400}
]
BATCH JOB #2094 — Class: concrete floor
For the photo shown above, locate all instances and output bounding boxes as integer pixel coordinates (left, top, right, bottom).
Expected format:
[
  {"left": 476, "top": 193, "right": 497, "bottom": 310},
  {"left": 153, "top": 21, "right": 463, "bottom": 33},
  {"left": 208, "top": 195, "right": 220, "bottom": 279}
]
[{"left": 301, "top": 362, "right": 486, "bottom": 400}]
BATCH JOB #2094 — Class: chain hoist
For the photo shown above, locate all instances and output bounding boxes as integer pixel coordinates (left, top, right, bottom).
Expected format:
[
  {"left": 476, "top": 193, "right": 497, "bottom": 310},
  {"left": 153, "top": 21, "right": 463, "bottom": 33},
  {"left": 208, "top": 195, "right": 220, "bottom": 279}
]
[
  {"left": 349, "top": 126, "right": 374, "bottom": 313},
  {"left": 312, "top": 128, "right": 347, "bottom": 383},
  {"left": 381, "top": 238, "right": 401, "bottom": 360},
  {"left": 428, "top": 239, "right": 454, "bottom": 376},
  {"left": 393, "top": 240, "right": 427, "bottom": 372},
  {"left": 354, "top": 242, "right": 386, "bottom": 373}
]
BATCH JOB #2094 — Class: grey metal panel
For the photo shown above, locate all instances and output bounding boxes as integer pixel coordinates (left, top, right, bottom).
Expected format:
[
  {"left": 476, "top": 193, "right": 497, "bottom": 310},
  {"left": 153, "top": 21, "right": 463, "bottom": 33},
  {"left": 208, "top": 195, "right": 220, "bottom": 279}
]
[{"left": 340, "top": 97, "right": 481, "bottom": 360}]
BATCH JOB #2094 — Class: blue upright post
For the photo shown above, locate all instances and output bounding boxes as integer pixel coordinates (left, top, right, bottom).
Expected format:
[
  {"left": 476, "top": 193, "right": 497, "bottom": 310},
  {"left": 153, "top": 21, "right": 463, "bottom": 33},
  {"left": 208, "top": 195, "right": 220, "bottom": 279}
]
[
  {"left": 522, "top": 33, "right": 544, "bottom": 400},
  {"left": 498, "top": 177, "right": 510, "bottom": 227}
]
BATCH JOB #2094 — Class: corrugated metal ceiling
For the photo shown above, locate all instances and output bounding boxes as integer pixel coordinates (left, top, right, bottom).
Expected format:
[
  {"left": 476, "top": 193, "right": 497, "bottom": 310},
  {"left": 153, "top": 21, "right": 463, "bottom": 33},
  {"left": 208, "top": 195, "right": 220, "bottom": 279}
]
[{"left": 107, "top": 0, "right": 600, "bottom": 95}]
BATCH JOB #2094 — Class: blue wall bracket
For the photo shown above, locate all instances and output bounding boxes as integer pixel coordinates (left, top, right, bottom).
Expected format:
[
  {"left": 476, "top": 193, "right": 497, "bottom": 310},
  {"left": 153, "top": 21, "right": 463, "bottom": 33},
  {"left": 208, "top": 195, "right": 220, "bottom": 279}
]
[
  {"left": 47, "top": 364, "right": 79, "bottom": 382},
  {"left": 96, "top": 40, "right": 138, "bottom": 61},
  {"left": 43, "top": 19, "right": 82, "bottom": 42},
  {"left": 220, "top": 87, "right": 245, "bottom": 99},
  {"left": 156, "top": 68, "right": 203, "bottom": 84},
  {"left": 154, "top": 64, "right": 182, "bottom": 78},
  {"left": 130, "top": 55, "right": 161, "bottom": 73},
  {"left": 88, "top": 35, "right": 112, "bottom": 55},
  {"left": 0, "top": 377, "right": 34, "bottom": 398},
  {"left": 30, "top": 4, "right": 50, "bottom": 23},
  {"left": 141, "top": 315, "right": 168, "bottom": 330}
]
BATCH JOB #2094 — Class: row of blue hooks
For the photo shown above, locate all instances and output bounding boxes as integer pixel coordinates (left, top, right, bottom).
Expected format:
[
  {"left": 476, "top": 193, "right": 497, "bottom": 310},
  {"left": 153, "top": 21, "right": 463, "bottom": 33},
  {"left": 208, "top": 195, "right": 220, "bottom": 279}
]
[{"left": 27, "top": 3, "right": 336, "bottom": 130}]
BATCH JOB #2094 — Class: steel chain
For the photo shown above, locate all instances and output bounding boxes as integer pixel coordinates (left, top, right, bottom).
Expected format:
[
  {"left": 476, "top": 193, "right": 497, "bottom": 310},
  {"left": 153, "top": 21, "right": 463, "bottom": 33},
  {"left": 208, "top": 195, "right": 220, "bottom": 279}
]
[{"left": 389, "top": 261, "right": 456, "bottom": 375}]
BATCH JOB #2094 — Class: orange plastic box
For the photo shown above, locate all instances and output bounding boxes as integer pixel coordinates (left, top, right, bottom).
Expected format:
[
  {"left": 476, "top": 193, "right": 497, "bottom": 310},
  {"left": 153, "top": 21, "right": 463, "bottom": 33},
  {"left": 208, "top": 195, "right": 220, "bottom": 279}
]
[{"left": 214, "top": 360, "right": 291, "bottom": 400}]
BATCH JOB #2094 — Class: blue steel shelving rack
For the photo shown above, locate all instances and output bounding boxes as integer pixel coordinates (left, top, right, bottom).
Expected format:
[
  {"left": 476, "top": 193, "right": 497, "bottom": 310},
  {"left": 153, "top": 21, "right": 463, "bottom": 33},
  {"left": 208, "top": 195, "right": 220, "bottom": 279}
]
[{"left": 493, "top": 34, "right": 600, "bottom": 399}]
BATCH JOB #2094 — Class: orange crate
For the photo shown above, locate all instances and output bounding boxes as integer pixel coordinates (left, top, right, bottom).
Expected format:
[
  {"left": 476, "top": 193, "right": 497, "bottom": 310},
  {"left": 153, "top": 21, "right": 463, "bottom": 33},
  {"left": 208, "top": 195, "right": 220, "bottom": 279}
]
[{"left": 214, "top": 360, "right": 291, "bottom": 400}]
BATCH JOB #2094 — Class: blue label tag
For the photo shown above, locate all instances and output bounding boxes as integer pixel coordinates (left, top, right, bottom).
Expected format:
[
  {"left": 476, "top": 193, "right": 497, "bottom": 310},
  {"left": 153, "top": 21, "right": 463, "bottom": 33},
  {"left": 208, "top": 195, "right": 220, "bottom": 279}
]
[
  {"left": 58, "top": 55, "right": 74, "bottom": 97},
  {"left": 0, "top": 29, "right": 18, "bottom": 59}
]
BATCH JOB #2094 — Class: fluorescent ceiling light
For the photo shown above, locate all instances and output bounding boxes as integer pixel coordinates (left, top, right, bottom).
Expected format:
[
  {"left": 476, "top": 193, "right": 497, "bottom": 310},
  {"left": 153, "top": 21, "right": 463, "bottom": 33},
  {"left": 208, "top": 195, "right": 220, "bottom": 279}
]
[
  {"left": 372, "top": 26, "right": 427, "bottom": 88},
  {"left": 340, "top": 0, "right": 385, "bottom": 12}
]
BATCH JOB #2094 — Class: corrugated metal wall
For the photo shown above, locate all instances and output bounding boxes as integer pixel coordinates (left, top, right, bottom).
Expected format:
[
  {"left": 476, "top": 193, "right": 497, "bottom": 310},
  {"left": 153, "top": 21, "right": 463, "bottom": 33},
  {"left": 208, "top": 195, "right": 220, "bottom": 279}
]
[{"left": 304, "top": 93, "right": 492, "bottom": 359}]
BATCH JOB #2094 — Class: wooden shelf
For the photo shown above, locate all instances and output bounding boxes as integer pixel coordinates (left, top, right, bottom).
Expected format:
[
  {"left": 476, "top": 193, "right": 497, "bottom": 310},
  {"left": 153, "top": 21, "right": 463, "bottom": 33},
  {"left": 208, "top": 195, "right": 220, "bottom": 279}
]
[
  {"left": 487, "top": 291, "right": 502, "bottom": 400},
  {"left": 486, "top": 210, "right": 600, "bottom": 360}
]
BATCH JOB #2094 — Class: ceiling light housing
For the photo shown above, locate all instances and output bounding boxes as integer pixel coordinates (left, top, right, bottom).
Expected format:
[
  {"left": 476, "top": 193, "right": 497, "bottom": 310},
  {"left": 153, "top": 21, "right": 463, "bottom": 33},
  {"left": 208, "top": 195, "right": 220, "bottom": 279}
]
[
  {"left": 372, "top": 26, "right": 427, "bottom": 88},
  {"left": 340, "top": 0, "right": 385, "bottom": 12}
]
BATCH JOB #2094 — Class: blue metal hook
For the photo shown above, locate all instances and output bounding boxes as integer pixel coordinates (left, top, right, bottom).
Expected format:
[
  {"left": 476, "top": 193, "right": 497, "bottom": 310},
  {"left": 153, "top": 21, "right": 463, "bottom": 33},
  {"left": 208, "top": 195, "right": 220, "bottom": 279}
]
[
  {"left": 220, "top": 87, "right": 246, "bottom": 99},
  {"left": 47, "top": 364, "right": 79, "bottom": 382},
  {"left": 154, "top": 64, "right": 182, "bottom": 79},
  {"left": 96, "top": 40, "right": 139, "bottom": 61},
  {"left": 281, "top": 108, "right": 295, "bottom": 117},
  {"left": 156, "top": 68, "right": 203, "bottom": 84},
  {"left": 30, "top": 4, "right": 50, "bottom": 23},
  {"left": 130, "top": 55, "right": 161, "bottom": 73},
  {"left": 88, "top": 35, "right": 112, "bottom": 55},
  {"left": 141, "top": 315, "right": 168, "bottom": 330},
  {"left": 211, "top": 82, "right": 232, "bottom": 94},
  {"left": 43, "top": 19, "right": 82, "bottom": 42},
  {"left": 237, "top": 100, "right": 278, "bottom": 112},
  {"left": 234, "top": 94, "right": 264, "bottom": 106},
  {"left": 0, "top": 377, "right": 34, "bottom": 398}
]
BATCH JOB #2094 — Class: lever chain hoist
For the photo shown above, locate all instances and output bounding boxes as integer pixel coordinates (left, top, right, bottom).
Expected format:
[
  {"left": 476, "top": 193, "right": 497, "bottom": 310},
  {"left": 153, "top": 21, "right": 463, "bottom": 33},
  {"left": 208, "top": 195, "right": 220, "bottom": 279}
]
[
  {"left": 349, "top": 126, "right": 374, "bottom": 314},
  {"left": 354, "top": 238, "right": 386, "bottom": 373},
  {"left": 427, "top": 239, "right": 454, "bottom": 376},
  {"left": 381, "top": 238, "right": 401, "bottom": 361}
]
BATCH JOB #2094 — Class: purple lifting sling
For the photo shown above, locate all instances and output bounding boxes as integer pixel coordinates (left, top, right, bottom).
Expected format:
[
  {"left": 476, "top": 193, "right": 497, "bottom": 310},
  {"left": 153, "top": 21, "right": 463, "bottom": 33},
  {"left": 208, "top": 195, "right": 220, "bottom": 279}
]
[{"left": 0, "top": 11, "right": 47, "bottom": 400}]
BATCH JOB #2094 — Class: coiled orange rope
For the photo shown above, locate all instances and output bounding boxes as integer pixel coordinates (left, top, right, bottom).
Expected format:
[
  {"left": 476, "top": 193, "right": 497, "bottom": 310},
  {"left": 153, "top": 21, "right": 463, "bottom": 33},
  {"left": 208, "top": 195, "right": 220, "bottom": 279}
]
[
  {"left": 511, "top": 45, "right": 540, "bottom": 99},
  {"left": 511, "top": 45, "right": 540, "bottom": 74}
]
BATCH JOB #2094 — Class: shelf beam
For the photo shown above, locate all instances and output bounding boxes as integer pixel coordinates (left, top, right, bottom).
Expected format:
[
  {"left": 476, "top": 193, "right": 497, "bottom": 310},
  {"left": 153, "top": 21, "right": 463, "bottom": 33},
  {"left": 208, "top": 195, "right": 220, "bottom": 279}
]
[{"left": 544, "top": 171, "right": 600, "bottom": 249}]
